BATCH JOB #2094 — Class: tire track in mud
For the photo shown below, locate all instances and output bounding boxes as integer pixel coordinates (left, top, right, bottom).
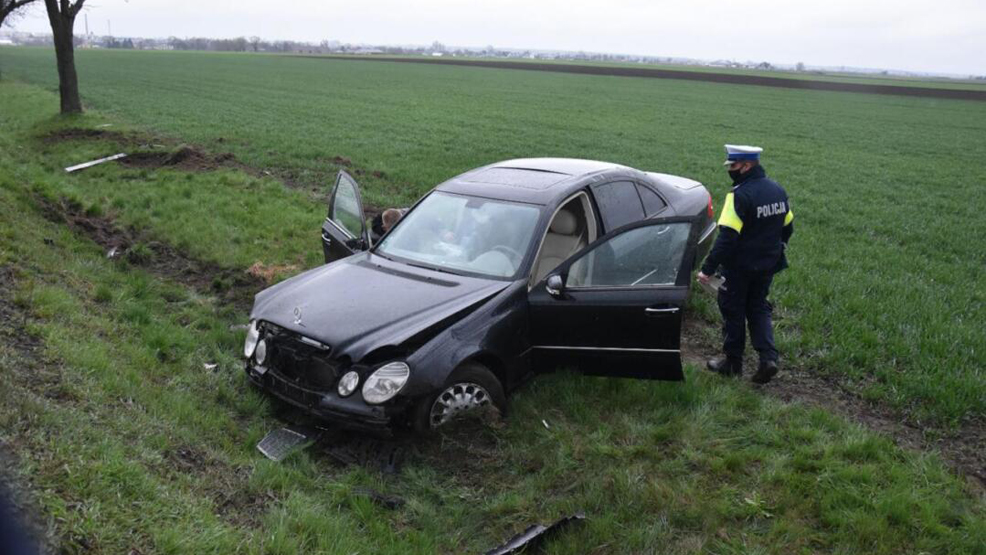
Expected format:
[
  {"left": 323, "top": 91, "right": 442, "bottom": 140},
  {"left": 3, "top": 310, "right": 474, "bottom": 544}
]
[
  {"left": 680, "top": 316, "right": 986, "bottom": 491},
  {"left": 300, "top": 56, "right": 986, "bottom": 102},
  {"left": 36, "top": 196, "right": 265, "bottom": 314}
]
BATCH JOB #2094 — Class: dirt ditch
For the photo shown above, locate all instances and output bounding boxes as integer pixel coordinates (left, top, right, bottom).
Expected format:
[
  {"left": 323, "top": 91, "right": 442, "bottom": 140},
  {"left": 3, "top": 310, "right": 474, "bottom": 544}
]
[
  {"left": 37, "top": 196, "right": 264, "bottom": 313},
  {"left": 119, "top": 146, "right": 242, "bottom": 173},
  {"left": 681, "top": 315, "right": 986, "bottom": 491}
]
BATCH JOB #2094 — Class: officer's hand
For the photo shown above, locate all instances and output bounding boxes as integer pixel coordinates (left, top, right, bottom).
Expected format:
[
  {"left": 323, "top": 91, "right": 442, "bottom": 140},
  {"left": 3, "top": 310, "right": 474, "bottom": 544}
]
[{"left": 696, "top": 271, "right": 710, "bottom": 284}]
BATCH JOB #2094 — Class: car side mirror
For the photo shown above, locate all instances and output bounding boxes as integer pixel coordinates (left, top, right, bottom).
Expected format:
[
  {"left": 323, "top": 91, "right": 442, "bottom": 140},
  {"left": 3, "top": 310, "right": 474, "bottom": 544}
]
[{"left": 546, "top": 274, "right": 565, "bottom": 297}]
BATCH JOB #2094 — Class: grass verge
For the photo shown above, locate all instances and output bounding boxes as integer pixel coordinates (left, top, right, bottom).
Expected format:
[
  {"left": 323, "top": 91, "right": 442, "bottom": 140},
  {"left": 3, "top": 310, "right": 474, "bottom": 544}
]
[{"left": 0, "top": 79, "right": 984, "bottom": 554}]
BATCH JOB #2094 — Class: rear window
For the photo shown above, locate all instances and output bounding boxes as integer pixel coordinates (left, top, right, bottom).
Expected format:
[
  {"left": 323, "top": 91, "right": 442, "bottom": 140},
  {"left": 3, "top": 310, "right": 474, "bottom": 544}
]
[
  {"left": 637, "top": 184, "right": 667, "bottom": 216},
  {"left": 591, "top": 181, "right": 645, "bottom": 231}
]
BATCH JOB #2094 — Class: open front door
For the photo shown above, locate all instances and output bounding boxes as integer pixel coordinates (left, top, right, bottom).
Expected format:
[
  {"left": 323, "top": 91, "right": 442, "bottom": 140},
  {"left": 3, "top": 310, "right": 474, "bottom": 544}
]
[
  {"left": 529, "top": 217, "right": 698, "bottom": 380},
  {"left": 321, "top": 171, "right": 369, "bottom": 264}
]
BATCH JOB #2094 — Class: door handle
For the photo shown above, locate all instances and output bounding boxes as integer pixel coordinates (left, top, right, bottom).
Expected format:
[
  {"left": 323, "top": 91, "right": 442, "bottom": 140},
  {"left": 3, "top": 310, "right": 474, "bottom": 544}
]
[{"left": 645, "top": 307, "right": 679, "bottom": 314}]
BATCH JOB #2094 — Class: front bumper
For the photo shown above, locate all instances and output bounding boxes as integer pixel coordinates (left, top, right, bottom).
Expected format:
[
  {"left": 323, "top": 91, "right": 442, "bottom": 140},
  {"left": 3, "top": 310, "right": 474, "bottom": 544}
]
[{"left": 245, "top": 363, "right": 410, "bottom": 434}]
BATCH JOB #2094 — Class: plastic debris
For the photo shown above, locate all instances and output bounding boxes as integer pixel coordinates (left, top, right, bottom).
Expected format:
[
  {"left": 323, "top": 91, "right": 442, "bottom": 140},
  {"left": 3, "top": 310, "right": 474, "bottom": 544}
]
[
  {"left": 203, "top": 363, "right": 218, "bottom": 371},
  {"left": 65, "top": 153, "right": 127, "bottom": 173},
  {"left": 484, "top": 513, "right": 586, "bottom": 555},
  {"left": 542, "top": 419, "right": 550, "bottom": 429}
]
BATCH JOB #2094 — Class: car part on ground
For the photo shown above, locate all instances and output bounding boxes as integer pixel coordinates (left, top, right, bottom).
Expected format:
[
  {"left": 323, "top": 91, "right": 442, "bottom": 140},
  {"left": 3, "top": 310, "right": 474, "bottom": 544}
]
[
  {"left": 256, "top": 426, "right": 320, "bottom": 462},
  {"left": 483, "top": 513, "right": 587, "bottom": 555}
]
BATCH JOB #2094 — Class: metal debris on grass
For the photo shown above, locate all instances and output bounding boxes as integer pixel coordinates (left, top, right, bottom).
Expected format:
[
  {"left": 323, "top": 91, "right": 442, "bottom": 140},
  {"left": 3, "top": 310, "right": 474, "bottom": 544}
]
[
  {"left": 64, "top": 153, "right": 127, "bottom": 173},
  {"left": 256, "top": 426, "right": 321, "bottom": 462},
  {"left": 484, "top": 513, "right": 586, "bottom": 555}
]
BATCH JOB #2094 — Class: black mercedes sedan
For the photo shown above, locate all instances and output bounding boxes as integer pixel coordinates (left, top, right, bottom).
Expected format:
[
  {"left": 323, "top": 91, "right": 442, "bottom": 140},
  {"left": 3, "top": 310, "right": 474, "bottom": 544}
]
[{"left": 244, "top": 158, "right": 716, "bottom": 432}]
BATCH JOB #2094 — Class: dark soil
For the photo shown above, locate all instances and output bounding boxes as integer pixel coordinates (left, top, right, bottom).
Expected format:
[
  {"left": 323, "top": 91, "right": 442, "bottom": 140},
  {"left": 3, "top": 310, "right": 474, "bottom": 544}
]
[
  {"left": 681, "top": 314, "right": 986, "bottom": 491},
  {"left": 119, "top": 146, "right": 241, "bottom": 173},
  {"left": 304, "top": 56, "right": 986, "bottom": 102},
  {"left": 37, "top": 197, "right": 265, "bottom": 313}
]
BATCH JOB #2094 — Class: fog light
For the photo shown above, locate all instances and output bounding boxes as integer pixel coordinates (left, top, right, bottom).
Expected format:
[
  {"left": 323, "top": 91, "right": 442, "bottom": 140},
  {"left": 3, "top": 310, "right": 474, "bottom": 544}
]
[
  {"left": 254, "top": 339, "right": 267, "bottom": 365},
  {"left": 362, "top": 362, "right": 409, "bottom": 404},
  {"left": 337, "top": 371, "right": 359, "bottom": 397}
]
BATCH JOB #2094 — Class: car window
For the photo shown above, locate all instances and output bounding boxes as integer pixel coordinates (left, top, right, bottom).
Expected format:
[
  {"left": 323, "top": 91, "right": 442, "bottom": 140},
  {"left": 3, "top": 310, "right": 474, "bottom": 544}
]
[
  {"left": 567, "top": 222, "right": 690, "bottom": 287},
  {"left": 331, "top": 177, "right": 363, "bottom": 238},
  {"left": 376, "top": 192, "right": 541, "bottom": 278},
  {"left": 637, "top": 184, "right": 667, "bottom": 216},
  {"left": 591, "top": 181, "right": 645, "bottom": 231}
]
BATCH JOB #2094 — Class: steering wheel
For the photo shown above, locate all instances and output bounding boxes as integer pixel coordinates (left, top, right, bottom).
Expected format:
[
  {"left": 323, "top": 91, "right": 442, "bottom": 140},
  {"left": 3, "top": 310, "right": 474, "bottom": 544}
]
[{"left": 492, "top": 245, "right": 523, "bottom": 265}]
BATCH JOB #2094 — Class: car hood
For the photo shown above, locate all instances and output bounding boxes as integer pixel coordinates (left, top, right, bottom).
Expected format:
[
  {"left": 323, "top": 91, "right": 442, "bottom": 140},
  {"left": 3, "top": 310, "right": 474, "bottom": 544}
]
[{"left": 249, "top": 252, "right": 510, "bottom": 361}]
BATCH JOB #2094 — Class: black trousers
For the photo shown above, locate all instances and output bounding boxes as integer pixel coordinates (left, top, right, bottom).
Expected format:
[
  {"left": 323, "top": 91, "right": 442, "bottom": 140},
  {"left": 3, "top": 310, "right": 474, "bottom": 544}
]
[{"left": 717, "top": 268, "right": 778, "bottom": 363}]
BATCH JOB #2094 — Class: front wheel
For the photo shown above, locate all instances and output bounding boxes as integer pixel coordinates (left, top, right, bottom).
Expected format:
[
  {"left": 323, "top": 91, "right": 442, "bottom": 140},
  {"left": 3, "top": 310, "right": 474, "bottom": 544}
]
[{"left": 412, "top": 363, "right": 506, "bottom": 433}]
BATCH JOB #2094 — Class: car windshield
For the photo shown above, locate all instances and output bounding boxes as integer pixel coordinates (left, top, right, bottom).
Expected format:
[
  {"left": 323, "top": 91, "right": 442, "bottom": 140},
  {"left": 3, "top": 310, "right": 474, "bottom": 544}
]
[{"left": 376, "top": 192, "right": 541, "bottom": 278}]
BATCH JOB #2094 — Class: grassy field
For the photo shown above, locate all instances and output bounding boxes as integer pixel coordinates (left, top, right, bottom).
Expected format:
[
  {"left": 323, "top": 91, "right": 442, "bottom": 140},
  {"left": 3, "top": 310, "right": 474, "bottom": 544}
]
[
  {"left": 1, "top": 46, "right": 984, "bottom": 425},
  {"left": 303, "top": 53, "right": 986, "bottom": 92},
  {"left": 0, "top": 48, "right": 985, "bottom": 553}
]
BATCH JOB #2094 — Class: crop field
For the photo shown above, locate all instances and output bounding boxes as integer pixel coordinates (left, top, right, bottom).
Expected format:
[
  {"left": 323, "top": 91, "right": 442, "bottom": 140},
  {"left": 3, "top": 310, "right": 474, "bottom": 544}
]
[{"left": 0, "top": 47, "right": 985, "bottom": 553}]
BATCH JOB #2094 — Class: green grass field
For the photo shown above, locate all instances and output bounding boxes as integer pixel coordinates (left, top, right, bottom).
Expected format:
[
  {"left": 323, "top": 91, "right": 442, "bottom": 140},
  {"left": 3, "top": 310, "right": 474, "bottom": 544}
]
[
  {"left": 0, "top": 47, "right": 985, "bottom": 553},
  {"left": 1, "top": 46, "right": 983, "bottom": 424}
]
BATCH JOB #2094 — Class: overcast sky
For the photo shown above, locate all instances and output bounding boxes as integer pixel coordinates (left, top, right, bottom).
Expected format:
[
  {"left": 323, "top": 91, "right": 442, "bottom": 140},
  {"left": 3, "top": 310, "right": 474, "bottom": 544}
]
[{"left": 7, "top": 0, "right": 986, "bottom": 75}]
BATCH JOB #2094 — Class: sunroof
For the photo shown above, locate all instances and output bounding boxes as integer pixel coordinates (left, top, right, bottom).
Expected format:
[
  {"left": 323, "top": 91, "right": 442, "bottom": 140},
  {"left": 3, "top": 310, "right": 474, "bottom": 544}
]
[{"left": 464, "top": 167, "right": 570, "bottom": 190}]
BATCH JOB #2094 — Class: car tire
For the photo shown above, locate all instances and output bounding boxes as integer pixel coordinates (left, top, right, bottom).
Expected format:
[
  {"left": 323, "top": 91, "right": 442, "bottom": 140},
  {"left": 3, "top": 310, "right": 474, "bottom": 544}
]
[{"left": 412, "top": 362, "right": 506, "bottom": 433}]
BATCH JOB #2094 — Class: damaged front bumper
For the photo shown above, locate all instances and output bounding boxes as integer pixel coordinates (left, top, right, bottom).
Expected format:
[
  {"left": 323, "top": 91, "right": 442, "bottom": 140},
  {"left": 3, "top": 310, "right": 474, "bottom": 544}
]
[{"left": 245, "top": 363, "right": 409, "bottom": 434}]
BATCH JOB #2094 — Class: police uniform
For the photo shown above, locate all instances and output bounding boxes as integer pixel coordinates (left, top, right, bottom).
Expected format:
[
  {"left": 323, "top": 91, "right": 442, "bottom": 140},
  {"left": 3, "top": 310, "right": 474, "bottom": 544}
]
[{"left": 701, "top": 145, "right": 793, "bottom": 382}]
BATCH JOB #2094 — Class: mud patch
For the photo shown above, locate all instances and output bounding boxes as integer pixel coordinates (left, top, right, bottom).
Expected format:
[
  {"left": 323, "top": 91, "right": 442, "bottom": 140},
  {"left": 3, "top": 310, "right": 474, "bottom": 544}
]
[
  {"left": 247, "top": 261, "right": 301, "bottom": 285},
  {"left": 37, "top": 197, "right": 264, "bottom": 313},
  {"left": 120, "top": 146, "right": 241, "bottom": 173},
  {"left": 681, "top": 314, "right": 986, "bottom": 491}
]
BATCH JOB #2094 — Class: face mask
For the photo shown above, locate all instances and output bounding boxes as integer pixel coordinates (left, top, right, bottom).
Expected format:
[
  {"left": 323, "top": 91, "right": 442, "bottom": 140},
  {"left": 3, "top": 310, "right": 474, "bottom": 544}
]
[{"left": 728, "top": 168, "right": 745, "bottom": 183}]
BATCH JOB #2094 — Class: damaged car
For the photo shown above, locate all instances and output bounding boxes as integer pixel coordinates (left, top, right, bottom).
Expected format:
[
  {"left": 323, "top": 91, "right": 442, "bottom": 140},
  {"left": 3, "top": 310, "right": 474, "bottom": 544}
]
[{"left": 244, "top": 158, "right": 716, "bottom": 432}]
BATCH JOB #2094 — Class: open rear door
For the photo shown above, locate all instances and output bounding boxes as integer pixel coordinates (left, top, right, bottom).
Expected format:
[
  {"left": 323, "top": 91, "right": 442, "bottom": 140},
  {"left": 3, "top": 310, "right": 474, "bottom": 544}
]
[
  {"left": 321, "top": 171, "right": 369, "bottom": 264},
  {"left": 529, "top": 216, "right": 699, "bottom": 380}
]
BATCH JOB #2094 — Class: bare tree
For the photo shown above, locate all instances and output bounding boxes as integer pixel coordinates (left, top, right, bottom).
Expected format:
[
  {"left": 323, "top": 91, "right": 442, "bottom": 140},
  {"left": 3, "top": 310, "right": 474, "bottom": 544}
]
[
  {"left": 0, "top": 0, "right": 37, "bottom": 29},
  {"left": 249, "top": 36, "right": 260, "bottom": 52},
  {"left": 43, "top": 0, "right": 85, "bottom": 113}
]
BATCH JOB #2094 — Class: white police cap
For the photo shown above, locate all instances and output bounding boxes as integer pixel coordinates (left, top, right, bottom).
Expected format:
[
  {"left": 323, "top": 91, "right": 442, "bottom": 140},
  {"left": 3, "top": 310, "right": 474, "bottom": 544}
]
[{"left": 723, "top": 144, "right": 763, "bottom": 165}]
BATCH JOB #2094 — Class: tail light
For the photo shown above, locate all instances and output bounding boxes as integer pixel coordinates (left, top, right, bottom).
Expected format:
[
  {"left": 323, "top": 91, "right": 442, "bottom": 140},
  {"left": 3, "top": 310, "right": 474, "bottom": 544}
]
[{"left": 706, "top": 193, "right": 714, "bottom": 219}]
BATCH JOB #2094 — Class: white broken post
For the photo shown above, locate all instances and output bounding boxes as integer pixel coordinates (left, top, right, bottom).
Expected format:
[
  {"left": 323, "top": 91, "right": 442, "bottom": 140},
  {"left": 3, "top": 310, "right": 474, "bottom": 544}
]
[{"left": 65, "top": 153, "right": 127, "bottom": 173}]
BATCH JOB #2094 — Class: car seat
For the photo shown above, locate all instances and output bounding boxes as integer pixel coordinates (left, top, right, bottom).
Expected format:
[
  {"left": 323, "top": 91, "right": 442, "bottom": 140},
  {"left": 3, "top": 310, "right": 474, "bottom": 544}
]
[{"left": 535, "top": 208, "right": 586, "bottom": 283}]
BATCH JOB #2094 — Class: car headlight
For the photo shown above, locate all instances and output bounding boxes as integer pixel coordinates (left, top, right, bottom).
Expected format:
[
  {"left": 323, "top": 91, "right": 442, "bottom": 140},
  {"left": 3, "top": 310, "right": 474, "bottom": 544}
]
[
  {"left": 254, "top": 339, "right": 267, "bottom": 365},
  {"left": 337, "top": 370, "right": 359, "bottom": 397},
  {"left": 362, "top": 362, "right": 409, "bottom": 404},
  {"left": 243, "top": 320, "right": 260, "bottom": 359}
]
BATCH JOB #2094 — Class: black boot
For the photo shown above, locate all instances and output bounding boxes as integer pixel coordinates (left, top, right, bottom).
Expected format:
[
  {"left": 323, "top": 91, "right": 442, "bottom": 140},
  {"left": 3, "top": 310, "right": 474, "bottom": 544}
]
[
  {"left": 706, "top": 356, "right": 742, "bottom": 377},
  {"left": 751, "top": 360, "right": 778, "bottom": 384}
]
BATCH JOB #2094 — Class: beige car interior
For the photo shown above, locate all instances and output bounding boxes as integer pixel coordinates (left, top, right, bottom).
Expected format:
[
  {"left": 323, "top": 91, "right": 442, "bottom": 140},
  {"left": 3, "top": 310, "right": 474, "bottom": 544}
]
[{"left": 532, "top": 193, "right": 597, "bottom": 284}]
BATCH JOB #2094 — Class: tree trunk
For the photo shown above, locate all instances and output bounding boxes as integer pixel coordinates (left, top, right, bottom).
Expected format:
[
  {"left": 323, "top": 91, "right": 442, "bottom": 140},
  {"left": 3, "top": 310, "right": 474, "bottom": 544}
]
[{"left": 44, "top": 0, "right": 83, "bottom": 114}]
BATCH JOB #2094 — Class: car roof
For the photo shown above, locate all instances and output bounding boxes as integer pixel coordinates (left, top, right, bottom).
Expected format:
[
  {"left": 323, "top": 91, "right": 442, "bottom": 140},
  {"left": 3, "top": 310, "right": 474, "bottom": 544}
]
[{"left": 435, "top": 158, "right": 646, "bottom": 205}]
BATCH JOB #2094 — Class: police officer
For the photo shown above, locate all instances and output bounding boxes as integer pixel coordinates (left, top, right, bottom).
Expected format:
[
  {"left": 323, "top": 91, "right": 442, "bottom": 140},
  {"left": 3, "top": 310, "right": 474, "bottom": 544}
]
[{"left": 697, "top": 145, "right": 793, "bottom": 384}]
